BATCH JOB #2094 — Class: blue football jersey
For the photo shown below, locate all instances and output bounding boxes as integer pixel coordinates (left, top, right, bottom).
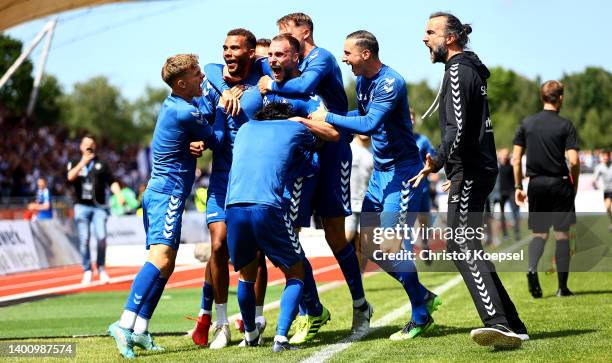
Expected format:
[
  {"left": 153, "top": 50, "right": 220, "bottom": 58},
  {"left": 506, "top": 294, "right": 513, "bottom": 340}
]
[
  {"left": 196, "top": 66, "right": 264, "bottom": 172},
  {"left": 326, "top": 65, "right": 421, "bottom": 170},
  {"left": 226, "top": 120, "right": 316, "bottom": 209},
  {"left": 270, "top": 47, "right": 348, "bottom": 115},
  {"left": 147, "top": 94, "right": 213, "bottom": 198}
]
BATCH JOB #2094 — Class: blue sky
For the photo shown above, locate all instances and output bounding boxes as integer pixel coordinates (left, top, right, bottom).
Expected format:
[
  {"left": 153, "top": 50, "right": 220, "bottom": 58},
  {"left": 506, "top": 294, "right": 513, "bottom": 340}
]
[{"left": 4, "top": 0, "right": 611, "bottom": 100}]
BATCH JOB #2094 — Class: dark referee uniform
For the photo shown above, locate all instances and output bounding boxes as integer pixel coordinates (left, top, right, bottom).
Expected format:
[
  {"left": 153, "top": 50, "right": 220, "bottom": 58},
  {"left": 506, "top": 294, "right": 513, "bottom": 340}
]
[
  {"left": 513, "top": 110, "right": 579, "bottom": 232},
  {"left": 431, "top": 51, "right": 526, "bottom": 333}
]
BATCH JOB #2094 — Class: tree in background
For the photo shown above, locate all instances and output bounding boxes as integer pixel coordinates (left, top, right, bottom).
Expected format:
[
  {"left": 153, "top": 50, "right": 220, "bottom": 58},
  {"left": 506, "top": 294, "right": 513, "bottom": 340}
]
[
  {"left": 60, "top": 76, "right": 136, "bottom": 145},
  {"left": 130, "top": 85, "right": 168, "bottom": 143},
  {"left": 561, "top": 67, "right": 612, "bottom": 149}
]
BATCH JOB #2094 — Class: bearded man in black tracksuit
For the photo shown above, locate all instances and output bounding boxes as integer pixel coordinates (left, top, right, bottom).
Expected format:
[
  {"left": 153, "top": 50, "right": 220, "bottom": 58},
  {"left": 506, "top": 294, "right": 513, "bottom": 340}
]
[{"left": 412, "top": 12, "right": 527, "bottom": 349}]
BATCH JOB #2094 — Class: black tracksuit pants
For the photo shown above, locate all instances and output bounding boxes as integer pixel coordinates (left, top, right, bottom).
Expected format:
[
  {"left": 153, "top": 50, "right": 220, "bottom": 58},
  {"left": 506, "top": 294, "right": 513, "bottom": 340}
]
[{"left": 446, "top": 174, "right": 526, "bottom": 332}]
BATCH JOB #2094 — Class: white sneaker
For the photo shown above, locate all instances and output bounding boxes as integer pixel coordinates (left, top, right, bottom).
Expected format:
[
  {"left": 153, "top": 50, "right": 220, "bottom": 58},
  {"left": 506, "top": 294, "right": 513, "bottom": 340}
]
[
  {"left": 81, "top": 270, "right": 92, "bottom": 284},
  {"left": 209, "top": 323, "right": 231, "bottom": 349},
  {"left": 99, "top": 270, "right": 110, "bottom": 284},
  {"left": 517, "top": 333, "right": 530, "bottom": 341},
  {"left": 470, "top": 325, "right": 522, "bottom": 348},
  {"left": 238, "top": 320, "right": 266, "bottom": 347}
]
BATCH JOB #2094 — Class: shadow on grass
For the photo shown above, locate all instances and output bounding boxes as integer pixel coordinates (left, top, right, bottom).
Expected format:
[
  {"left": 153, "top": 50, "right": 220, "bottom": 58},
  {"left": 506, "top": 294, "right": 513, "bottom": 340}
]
[
  {"left": 542, "top": 289, "right": 612, "bottom": 299},
  {"left": 570, "top": 290, "right": 612, "bottom": 296},
  {"left": 422, "top": 324, "right": 472, "bottom": 338},
  {"left": 528, "top": 328, "right": 596, "bottom": 340}
]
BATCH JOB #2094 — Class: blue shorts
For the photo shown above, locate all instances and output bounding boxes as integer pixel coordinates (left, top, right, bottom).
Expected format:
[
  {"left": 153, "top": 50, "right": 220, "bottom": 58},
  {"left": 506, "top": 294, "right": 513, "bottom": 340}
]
[
  {"left": 142, "top": 189, "right": 185, "bottom": 250},
  {"left": 417, "top": 180, "right": 431, "bottom": 213},
  {"left": 313, "top": 141, "right": 352, "bottom": 218},
  {"left": 226, "top": 203, "right": 305, "bottom": 271},
  {"left": 206, "top": 171, "right": 228, "bottom": 224},
  {"left": 284, "top": 174, "right": 317, "bottom": 227},
  {"left": 361, "top": 161, "right": 425, "bottom": 229}
]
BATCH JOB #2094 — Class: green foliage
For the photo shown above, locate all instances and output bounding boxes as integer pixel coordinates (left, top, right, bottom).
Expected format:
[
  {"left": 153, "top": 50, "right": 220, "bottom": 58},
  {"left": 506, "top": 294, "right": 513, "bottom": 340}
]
[
  {"left": 561, "top": 67, "right": 612, "bottom": 149},
  {"left": 486, "top": 67, "right": 541, "bottom": 149},
  {"left": 130, "top": 85, "right": 169, "bottom": 143},
  {"left": 407, "top": 80, "right": 441, "bottom": 145},
  {"left": 33, "top": 74, "right": 63, "bottom": 125},
  {"left": 60, "top": 76, "right": 136, "bottom": 145},
  {"left": 0, "top": 34, "right": 34, "bottom": 115}
]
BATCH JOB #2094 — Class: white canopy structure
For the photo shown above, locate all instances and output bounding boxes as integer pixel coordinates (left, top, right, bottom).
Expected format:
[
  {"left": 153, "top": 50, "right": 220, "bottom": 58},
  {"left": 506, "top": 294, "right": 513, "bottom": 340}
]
[{"left": 0, "top": 0, "right": 128, "bottom": 32}]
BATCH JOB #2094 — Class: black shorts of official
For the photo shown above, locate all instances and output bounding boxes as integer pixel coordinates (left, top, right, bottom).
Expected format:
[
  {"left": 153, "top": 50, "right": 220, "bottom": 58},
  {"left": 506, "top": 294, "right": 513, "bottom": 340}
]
[
  {"left": 604, "top": 191, "right": 612, "bottom": 201},
  {"left": 527, "top": 175, "right": 575, "bottom": 233}
]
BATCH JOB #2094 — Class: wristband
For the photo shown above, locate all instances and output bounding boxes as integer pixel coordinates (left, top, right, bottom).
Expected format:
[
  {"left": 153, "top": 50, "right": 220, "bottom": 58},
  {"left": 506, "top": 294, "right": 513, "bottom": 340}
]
[{"left": 515, "top": 184, "right": 523, "bottom": 190}]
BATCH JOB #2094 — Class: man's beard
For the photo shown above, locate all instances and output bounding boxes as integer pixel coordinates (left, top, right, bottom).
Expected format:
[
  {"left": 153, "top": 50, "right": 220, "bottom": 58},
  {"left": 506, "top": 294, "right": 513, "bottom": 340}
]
[{"left": 432, "top": 43, "right": 448, "bottom": 63}]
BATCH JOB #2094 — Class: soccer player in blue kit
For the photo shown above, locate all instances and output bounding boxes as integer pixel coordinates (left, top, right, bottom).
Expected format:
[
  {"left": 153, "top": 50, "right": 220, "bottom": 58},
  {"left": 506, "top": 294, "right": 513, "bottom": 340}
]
[
  {"left": 262, "top": 13, "right": 373, "bottom": 342},
  {"left": 204, "top": 30, "right": 371, "bottom": 342},
  {"left": 305, "top": 30, "right": 441, "bottom": 340},
  {"left": 225, "top": 102, "right": 331, "bottom": 352},
  {"left": 108, "top": 54, "right": 216, "bottom": 359},
  {"left": 190, "top": 28, "right": 268, "bottom": 349}
]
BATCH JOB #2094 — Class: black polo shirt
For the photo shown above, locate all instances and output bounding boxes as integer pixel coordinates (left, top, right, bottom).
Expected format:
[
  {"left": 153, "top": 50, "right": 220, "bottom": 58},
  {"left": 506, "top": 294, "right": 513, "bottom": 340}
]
[
  {"left": 67, "top": 158, "right": 116, "bottom": 206},
  {"left": 513, "top": 110, "right": 579, "bottom": 177}
]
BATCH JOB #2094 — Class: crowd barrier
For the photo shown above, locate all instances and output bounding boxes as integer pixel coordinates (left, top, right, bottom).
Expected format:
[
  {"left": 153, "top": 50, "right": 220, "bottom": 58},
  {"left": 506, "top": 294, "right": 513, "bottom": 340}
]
[{"left": 0, "top": 212, "right": 210, "bottom": 275}]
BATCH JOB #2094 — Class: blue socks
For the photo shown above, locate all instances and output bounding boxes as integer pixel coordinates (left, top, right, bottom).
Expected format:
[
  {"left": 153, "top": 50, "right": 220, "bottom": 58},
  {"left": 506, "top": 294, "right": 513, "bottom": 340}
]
[
  {"left": 124, "top": 262, "right": 160, "bottom": 314},
  {"left": 389, "top": 259, "right": 428, "bottom": 324},
  {"left": 137, "top": 277, "right": 167, "bottom": 319},
  {"left": 200, "top": 282, "right": 214, "bottom": 312},
  {"left": 334, "top": 244, "right": 365, "bottom": 303},
  {"left": 237, "top": 279, "right": 256, "bottom": 333},
  {"left": 277, "top": 278, "right": 304, "bottom": 338},
  {"left": 300, "top": 258, "right": 323, "bottom": 316}
]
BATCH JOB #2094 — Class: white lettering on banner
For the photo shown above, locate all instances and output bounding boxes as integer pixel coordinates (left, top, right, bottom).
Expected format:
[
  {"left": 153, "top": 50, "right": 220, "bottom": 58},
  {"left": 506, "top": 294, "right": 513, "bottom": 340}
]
[{"left": 0, "top": 221, "right": 41, "bottom": 275}]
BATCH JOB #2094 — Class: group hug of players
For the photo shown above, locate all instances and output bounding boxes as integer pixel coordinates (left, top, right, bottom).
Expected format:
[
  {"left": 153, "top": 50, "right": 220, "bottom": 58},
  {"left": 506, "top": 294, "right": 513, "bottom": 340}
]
[{"left": 107, "top": 12, "right": 531, "bottom": 358}]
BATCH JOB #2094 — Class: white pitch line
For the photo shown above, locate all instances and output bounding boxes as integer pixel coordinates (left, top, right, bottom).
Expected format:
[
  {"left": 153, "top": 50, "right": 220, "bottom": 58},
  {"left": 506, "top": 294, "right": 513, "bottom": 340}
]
[{"left": 301, "top": 236, "right": 532, "bottom": 363}]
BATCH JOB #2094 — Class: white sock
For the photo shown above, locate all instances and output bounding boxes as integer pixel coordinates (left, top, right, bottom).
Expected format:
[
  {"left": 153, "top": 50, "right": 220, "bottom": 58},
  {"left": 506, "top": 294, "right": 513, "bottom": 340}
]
[
  {"left": 255, "top": 315, "right": 266, "bottom": 326},
  {"left": 215, "top": 303, "right": 228, "bottom": 324},
  {"left": 119, "top": 310, "right": 136, "bottom": 330},
  {"left": 255, "top": 305, "right": 264, "bottom": 319},
  {"left": 199, "top": 309, "right": 212, "bottom": 317},
  {"left": 133, "top": 316, "right": 149, "bottom": 334},
  {"left": 353, "top": 297, "right": 366, "bottom": 308},
  {"left": 245, "top": 328, "right": 259, "bottom": 341},
  {"left": 274, "top": 334, "right": 288, "bottom": 343}
]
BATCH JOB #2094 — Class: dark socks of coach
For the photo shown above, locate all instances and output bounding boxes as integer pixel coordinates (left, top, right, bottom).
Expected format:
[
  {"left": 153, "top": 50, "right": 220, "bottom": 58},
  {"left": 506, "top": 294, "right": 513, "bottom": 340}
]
[
  {"left": 528, "top": 237, "right": 546, "bottom": 272},
  {"left": 556, "top": 239, "right": 571, "bottom": 289}
]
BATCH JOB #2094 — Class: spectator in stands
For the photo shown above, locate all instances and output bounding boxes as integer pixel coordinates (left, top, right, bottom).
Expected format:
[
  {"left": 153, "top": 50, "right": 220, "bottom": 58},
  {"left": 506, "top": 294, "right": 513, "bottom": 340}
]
[
  {"left": 67, "top": 135, "right": 124, "bottom": 284},
  {"left": 27, "top": 177, "right": 53, "bottom": 219}
]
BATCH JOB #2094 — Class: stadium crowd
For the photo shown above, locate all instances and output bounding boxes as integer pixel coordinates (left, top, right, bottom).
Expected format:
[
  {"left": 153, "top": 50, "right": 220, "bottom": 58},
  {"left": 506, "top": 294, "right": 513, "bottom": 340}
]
[{"left": 0, "top": 118, "right": 147, "bottom": 200}]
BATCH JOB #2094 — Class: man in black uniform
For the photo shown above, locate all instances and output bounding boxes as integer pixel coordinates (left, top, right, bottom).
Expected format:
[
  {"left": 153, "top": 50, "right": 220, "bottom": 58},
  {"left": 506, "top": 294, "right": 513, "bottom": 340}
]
[
  {"left": 67, "top": 135, "right": 124, "bottom": 284},
  {"left": 413, "top": 11, "right": 526, "bottom": 348},
  {"left": 512, "top": 80, "right": 580, "bottom": 298}
]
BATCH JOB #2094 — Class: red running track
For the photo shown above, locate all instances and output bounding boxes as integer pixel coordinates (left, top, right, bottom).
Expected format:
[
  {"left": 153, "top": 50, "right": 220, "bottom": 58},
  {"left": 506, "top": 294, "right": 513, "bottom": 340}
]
[{"left": 0, "top": 257, "right": 345, "bottom": 304}]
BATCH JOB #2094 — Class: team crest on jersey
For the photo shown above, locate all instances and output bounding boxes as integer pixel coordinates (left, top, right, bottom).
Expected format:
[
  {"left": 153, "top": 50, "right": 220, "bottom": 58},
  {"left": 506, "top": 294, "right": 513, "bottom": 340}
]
[
  {"left": 485, "top": 117, "right": 493, "bottom": 133},
  {"left": 382, "top": 78, "right": 395, "bottom": 93}
]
